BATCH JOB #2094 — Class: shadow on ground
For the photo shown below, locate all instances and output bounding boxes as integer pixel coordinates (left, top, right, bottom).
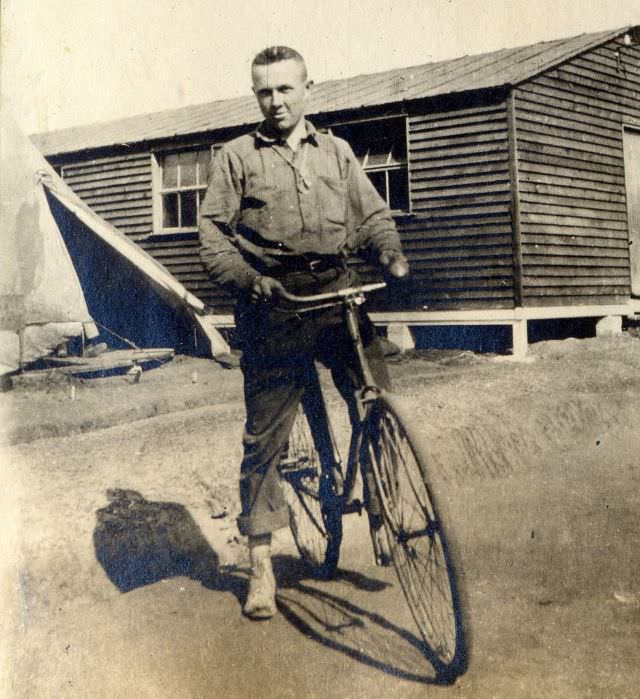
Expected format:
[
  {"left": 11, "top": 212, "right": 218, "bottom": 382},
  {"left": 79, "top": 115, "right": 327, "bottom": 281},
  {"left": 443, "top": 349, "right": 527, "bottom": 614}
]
[{"left": 93, "top": 490, "right": 442, "bottom": 684}]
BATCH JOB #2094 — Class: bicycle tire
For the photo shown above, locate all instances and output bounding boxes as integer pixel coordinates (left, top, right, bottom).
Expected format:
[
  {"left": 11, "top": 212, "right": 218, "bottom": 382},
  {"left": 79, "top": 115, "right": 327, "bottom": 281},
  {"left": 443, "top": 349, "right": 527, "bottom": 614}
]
[
  {"left": 365, "top": 392, "right": 467, "bottom": 682},
  {"left": 280, "top": 404, "right": 343, "bottom": 578}
]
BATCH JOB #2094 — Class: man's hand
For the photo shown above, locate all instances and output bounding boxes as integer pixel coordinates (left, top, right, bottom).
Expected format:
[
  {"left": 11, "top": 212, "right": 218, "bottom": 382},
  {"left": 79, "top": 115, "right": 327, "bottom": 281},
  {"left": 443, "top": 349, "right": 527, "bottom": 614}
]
[
  {"left": 251, "top": 275, "right": 286, "bottom": 302},
  {"left": 379, "top": 250, "right": 410, "bottom": 279}
]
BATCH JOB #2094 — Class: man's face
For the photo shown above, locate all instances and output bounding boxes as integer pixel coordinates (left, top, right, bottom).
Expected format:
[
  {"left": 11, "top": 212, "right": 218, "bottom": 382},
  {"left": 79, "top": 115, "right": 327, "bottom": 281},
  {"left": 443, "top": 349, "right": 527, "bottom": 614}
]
[{"left": 252, "top": 59, "right": 310, "bottom": 136}]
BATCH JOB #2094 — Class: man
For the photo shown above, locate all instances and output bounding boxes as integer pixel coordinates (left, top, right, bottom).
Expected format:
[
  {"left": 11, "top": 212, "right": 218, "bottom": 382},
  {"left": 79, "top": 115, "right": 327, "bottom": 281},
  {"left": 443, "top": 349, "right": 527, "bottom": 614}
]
[{"left": 199, "top": 46, "right": 409, "bottom": 620}]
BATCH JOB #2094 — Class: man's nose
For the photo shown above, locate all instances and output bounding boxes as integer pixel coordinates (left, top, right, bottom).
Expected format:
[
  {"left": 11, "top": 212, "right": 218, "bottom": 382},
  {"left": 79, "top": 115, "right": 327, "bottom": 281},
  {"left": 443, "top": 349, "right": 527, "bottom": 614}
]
[{"left": 271, "top": 91, "right": 284, "bottom": 107}]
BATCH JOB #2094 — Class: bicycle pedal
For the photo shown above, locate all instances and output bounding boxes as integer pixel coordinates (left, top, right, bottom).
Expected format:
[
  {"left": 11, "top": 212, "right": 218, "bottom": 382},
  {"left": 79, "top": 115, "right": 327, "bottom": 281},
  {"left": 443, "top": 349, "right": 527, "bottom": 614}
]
[{"left": 342, "top": 499, "right": 363, "bottom": 515}]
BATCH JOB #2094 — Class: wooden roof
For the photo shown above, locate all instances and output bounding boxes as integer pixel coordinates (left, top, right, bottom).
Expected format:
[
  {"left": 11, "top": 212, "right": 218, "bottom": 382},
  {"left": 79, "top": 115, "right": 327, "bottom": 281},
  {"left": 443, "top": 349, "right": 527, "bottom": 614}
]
[{"left": 33, "top": 26, "right": 634, "bottom": 157}]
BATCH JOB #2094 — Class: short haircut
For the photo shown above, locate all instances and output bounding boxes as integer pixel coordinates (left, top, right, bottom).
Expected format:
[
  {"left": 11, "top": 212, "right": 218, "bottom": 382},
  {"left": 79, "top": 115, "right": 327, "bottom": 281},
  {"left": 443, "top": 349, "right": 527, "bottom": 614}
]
[{"left": 252, "top": 46, "right": 308, "bottom": 79}]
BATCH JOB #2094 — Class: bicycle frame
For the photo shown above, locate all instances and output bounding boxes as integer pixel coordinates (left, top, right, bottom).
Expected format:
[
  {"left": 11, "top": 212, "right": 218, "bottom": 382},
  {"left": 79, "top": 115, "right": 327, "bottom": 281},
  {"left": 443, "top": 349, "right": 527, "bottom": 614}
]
[{"left": 278, "top": 282, "right": 388, "bottom": 517}]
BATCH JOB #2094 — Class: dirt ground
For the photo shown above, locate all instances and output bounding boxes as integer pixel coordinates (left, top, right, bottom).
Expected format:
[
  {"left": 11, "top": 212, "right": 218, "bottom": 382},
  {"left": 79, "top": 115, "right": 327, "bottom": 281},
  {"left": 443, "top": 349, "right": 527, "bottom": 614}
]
[{"left": 1, "top": 333, "right": 639, "bottom": 698}]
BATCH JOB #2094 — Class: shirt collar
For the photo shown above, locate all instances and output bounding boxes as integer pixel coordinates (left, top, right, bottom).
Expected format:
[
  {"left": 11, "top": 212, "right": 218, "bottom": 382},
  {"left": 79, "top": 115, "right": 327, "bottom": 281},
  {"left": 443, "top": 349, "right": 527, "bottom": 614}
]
[{"left": 254, "top": 119, "right": 319, "bottom": 147}]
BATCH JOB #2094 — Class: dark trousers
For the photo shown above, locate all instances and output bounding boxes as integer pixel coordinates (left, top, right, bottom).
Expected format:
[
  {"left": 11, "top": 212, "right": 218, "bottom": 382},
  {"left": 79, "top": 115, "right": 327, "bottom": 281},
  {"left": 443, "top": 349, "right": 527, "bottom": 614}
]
[{"left": 234, "top": 269, "right": 390, "bottom": 536}]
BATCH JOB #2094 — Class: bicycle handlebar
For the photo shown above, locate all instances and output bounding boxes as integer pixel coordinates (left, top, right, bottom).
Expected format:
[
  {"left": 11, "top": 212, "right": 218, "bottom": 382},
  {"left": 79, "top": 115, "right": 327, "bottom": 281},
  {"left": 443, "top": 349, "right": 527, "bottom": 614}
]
[{"left": 277, "top": 281, "right": 387, "bottom": 305}]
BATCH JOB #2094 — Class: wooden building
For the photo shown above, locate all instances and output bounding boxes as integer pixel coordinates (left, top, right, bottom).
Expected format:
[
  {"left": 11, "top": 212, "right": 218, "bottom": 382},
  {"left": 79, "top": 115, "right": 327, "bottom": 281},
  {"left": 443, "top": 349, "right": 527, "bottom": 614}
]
[{"left": 33, "top": 26, "right": 640, "bottom": 355}]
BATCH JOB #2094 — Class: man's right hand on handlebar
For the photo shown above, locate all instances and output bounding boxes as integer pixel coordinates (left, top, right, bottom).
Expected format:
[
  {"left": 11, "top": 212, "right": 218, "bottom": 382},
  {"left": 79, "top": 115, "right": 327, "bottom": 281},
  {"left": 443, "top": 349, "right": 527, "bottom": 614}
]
[{"left": 251, "top": 275, "right": 286, "bottom": 302}]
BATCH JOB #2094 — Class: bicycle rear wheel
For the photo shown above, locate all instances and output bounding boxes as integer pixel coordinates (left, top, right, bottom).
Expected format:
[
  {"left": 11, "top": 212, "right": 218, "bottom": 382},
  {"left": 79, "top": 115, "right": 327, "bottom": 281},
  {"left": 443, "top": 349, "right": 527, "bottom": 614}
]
[
  {"left": 366, "top": 392, "right": 467, "bottom": 682},
  {"left": 280, "top": 403, "right": 343, "bottom": 578}
]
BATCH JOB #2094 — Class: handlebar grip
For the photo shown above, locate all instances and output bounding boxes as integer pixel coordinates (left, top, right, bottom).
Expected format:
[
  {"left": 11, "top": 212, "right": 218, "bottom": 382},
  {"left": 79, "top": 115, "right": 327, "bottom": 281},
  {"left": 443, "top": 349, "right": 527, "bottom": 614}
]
[{"left": 278, "top": 281, "right": 387, "bottom": 304}]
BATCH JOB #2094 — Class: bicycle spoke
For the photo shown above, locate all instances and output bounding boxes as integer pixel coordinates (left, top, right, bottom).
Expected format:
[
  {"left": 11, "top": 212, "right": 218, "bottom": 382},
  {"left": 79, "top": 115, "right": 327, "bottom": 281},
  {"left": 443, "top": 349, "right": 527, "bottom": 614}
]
[
  {"left": 367, "top": 394, "right": 466, "bottom": 677},
  {"left": 281, "top": 404, "right": 342, "bottom": 577}
]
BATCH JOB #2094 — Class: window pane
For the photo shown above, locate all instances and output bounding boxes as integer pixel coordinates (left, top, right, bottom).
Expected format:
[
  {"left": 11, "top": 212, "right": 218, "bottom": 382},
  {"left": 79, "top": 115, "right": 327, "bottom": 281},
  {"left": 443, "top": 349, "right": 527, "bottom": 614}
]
[
  {"left": 197, "top": 149, "right": 211, "bottom": 184},
  {"left": 388, "top": 168, "right": 409, "bottom": 211},
  {"left": 162, "top": 192, "right": 179, "bottom": 228},
  {"left": 367, "top": 149, "right": 392, "bottom": 168},
  {"left": 162, "top": 154, "right": 178, "bottom": 187},
  {"left": 367, "top": 170, "right": 388, "bottom": 204},
  {"left": 179, "top": 151, "right": 198, "bottom": 186},
  {"left": 181, "top": 191, "right": 198, "bottom": 227}
]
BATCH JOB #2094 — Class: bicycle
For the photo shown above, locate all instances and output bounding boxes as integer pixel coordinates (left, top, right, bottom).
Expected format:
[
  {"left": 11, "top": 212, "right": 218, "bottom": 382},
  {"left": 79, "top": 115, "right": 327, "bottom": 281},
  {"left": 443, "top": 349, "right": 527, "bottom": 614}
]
[{"left": 276, "top": 280, "right": 467, "bottom": 683}]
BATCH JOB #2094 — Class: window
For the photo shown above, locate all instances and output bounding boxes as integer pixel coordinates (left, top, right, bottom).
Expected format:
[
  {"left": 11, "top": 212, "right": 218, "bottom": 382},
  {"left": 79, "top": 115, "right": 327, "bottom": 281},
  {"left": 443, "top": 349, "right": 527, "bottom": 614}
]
[
  {"left": 155, "top": 148, "right": 212, "bottom": 232},
  {"left": 331, "top": 117, "right": 410, "bottom": 213}
]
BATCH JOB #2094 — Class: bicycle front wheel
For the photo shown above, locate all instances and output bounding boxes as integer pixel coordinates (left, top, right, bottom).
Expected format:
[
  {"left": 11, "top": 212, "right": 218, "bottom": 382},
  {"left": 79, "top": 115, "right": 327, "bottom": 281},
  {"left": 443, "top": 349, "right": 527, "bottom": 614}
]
[
  {"left": 366, "top": 392, "right": 466, "bottom": 681},
  {"left": 280, "top": 404, "right": 343, "bottom": 578}
]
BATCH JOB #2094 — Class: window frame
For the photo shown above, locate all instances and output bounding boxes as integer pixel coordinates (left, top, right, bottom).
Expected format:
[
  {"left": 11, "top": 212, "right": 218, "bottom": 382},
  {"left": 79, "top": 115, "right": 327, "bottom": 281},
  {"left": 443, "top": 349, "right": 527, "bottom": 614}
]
[
  {"left": 329, "top": 115, "right": 412, "bottom": 215},
  {"left": 152, "top": 145, "right": 217, "bottom": 234}
]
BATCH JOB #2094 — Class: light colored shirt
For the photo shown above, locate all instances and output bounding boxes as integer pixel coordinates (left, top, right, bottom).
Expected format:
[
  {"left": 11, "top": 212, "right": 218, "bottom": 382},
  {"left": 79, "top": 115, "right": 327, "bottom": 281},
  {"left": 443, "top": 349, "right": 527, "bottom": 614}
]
[{"left": 199, "top": 119, "right": 402, "bottom": 291}]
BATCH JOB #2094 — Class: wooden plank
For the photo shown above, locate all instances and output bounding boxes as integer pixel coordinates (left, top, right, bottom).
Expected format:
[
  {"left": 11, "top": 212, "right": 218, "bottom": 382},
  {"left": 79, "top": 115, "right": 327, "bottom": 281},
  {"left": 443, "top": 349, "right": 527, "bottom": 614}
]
[
  {"left": 405, "top": 258, "right": 513, "bottom": 272},
  {"left": 520, "top": 200, "right": 628, "bottom": 219},
  {"left": 66, "top": 181, "right": 152, "bottom": 198},
  {"left": 410, "top": 161, "right": 509, "bottom": 181},
  {"left": 523, "top": 233, "right": 627, "bottom": 250},
  {"left": 516, "top": 145, "right": 623, "bottom": 176},
  {"left": 523, "top": 284, "right": 628, "bottom": 297},
  {"left": 516, "top": 82, "right": 628, "bottom": 123},
  {"left": 82, "top": 193, "right": 153, "bottom": 210},
  {"left": 91, "top": 200, "right": 153, "bottom": 215},
  {"left": 401, "top": 216, "right": 513, "bottom": 232},
  {"left": 411, "top": 204, "right": 511, "bottom": 219},
  {"left": 520, "top": 194, "right": 627, "bottom": 214},
  {"left": 521, "top": 212, "right": 627, "bottom": 229},
  {"left": 409, "top": 246, "right": 514, "bottom": 261},
  {"left": 402, "top": 230, "right": 513, "bottom": 245},
  {"left": 538, "top": 72, "right": 640, "bottom": 113},
  {"left": 409, "top": 151, "right": 508, "bottom": 170},
  {"left": 555, "top": 60, "right": 639, "bottom": 92},
  {"left": 517, "top": 108, "right": 622, "bottom": 142},
  {"left": 67, "top": 174, "right": 152, "bottom": 192},
  {"left": 61, "top": 151, "right": 149, "bottom": 169},
  {"left": 522, "top": 275, "right": 629, "bottom": 288},
  {"left": 516, "top": 129, "right": 623, "bottom": 162},
  {"left": 410, "top": 129, "right": 507, "bottom": 150},
  {"left": 521, "top": 296, "right": 628, "bottom": 307},
  {"left": 63, "top": 165, "right": 151, "bottom": 185},
  {"left": 95, "top": 213, "right": 152, "bottom": 228},
  {"left": 411, "top": 178, "right": 510, "bottom": 196},
  {"left": 140, "top": 246, "right": 200, "bottom": 259},
  {"left": 414, "top": 192, "right": 511, "bottom": 208},
  {"left": 514, "top": 91, "right": 623, "bottom": 132},
  {"left": 62, "top": 155, "right": 150, "bottom": 177},
  {"left": 517, "top": 158, "right": 624, "bottom": 184},
  {"left": 523, "top": 256, "right": 629, "bottom": 270},
  {"left": 519, "top": 180, "right": 625, "bottom": 200},
  {"left": 586, "top": 47, "right": 640, "bottom": 79},
  {"left": 523, "top": 265, "right": 629, "bottom": 277},
  {"left": 409, "top": 104, "right": 506, "bottom": 127},
  {"left": 569, "top": 56, "right": 640, "bottom": 92},
  {"left": 515, "top": 118, "right": 621, "bottom": 151},
  {"left": 409, "top": 116, "right": 507, "bottom": 139},
  {"left": 531, "top": 75, "right": 640, "bottom": 120},
  {"left": 520, "top": 226, "right": 628, "bottom": 243},
  {"left": 409, "top": 138, "right": 509, "bottom": 160},
  {"left": 521, "top": 244, "right": 629, "bottom": 259}
]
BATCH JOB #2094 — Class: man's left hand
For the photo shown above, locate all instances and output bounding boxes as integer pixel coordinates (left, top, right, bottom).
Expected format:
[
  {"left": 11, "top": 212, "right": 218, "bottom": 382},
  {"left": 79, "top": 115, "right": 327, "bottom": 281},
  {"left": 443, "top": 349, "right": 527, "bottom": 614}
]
[{"left": 379, "top": 250, "right": 410, "bottom": 278}]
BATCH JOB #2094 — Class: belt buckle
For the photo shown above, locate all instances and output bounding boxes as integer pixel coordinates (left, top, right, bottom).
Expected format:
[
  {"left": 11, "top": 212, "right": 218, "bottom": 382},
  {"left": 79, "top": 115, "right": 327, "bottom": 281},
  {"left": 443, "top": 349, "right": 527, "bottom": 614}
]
[{"left": 308, "top": 259, "right": 323, "bottom": 272}]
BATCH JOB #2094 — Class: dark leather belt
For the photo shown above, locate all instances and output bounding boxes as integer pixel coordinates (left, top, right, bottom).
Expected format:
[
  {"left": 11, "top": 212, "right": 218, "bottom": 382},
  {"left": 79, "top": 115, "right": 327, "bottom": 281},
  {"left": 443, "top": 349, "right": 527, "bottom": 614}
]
[{"left": 271, "top": 254, "right": 344, "bottom": 275}]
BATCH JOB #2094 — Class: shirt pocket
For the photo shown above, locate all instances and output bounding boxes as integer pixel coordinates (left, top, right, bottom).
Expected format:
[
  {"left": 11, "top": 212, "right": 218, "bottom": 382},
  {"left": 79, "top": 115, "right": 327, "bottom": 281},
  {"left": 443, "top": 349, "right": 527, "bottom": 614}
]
[
  {"left": 239, "top": 182, "right": 276, "bottom": 237},
  {"left": 316, "top": 175, "right": 347, "bottom": 229}
]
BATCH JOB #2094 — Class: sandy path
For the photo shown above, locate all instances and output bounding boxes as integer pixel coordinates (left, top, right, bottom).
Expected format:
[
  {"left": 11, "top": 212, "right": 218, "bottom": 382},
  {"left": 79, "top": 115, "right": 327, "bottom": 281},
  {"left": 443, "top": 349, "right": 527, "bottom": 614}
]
[{"left": 3, "top": 364, "right": 639, "bottom": 698}]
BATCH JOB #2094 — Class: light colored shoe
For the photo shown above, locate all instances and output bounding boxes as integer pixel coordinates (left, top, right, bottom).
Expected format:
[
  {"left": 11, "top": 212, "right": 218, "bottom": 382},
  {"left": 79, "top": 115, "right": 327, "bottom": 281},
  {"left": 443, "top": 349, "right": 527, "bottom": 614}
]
[{"left": 243, "top": 556, "right": 277, "bottom": 620}]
